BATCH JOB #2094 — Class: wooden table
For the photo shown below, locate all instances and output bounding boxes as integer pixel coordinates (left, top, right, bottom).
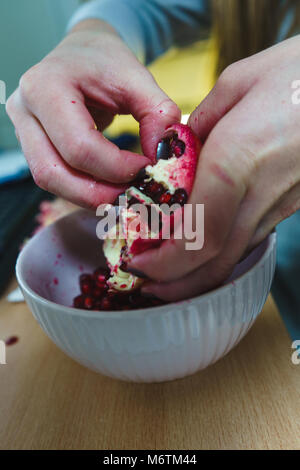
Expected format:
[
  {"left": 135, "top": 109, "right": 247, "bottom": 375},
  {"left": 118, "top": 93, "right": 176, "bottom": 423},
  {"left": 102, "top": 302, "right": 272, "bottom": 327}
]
[{"left": 0, "top": 279, "right": 299, "bottom": 450}]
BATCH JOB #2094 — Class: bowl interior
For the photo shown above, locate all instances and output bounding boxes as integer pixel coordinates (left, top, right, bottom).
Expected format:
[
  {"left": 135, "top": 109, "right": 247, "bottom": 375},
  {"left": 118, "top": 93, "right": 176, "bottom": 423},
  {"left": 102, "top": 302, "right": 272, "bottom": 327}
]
[{"left": 17, "top": 210, "right": 270, "bottom": 308}]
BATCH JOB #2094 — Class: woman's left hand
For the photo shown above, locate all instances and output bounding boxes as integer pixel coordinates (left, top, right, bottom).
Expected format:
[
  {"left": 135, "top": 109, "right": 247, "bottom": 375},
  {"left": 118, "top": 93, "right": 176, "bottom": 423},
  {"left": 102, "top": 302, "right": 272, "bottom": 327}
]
[{"left": 128, "top": 35, "right": 300, "bottom": 301}]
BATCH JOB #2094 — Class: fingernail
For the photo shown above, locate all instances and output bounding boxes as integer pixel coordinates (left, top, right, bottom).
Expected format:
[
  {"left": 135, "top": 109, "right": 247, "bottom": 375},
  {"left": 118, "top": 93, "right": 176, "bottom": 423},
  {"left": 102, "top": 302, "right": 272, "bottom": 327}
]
[
  {"left": 135, "top": 167, "right": 147, "bottom": 181},
  {"left": 127, "top": 267, "right": 148, "bottom": 279}
]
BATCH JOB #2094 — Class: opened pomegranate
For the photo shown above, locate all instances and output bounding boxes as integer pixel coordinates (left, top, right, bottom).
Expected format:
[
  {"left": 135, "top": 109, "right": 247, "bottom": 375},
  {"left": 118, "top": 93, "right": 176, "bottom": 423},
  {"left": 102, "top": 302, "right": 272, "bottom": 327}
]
[
  {"left": 103, "top": 123, "right": 202, "bottom": 295},
  {"left": 73, "top": 124, "right": 201, "bottom": 310}
]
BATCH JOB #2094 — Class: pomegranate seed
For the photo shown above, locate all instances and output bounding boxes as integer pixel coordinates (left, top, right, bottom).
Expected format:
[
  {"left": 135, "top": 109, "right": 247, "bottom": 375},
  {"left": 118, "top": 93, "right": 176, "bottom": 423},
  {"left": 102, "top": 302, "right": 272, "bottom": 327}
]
[
  {"left": 93, "top": 267, "right": 110, "bottom": 278},
  {"left": 93, "top": 267, "right": 110, "bottom": 287},
  {"left": 171, "top": 188, "right": 188, "bottom": 206},
  {"left": 106, "top": 290, "right": 118, "bottom": 299},
  {"left": 100, "top": 296, "right": 113, "bottom": 310},
  {"left": 147, "top": 181, "right": 163, "bottom": 196},
  {"left": 144, "top": 180, "right": 164, "bottom": 200},
  {"left": 93, "top": 299, "right": 103, "bottom": 311},
  {"left": 73, "top": 294, "right": 85, "bottom": 308},
  {"left": 134, "top": 179, "right": 152, "bottom": 198},
  {"left": 143, "top": 180, "right": 154, "bottom": 196},
  {"left": 73, "top": 269, "right": 169, "bottom": 311},
  {"left": 103, "top": 290, "right": 118, "bottom": 306},
  {"left": 80, "top": 273, "right": 92, "bottom": 283},
  {"left": 92, "top": 286, "right": 105, "bottom": 298},
  {"left": 159, "top": 192, "right": 172, "bottom": 204},
  {"left": 128, "top": 293, "right": 146, "bottom": 308},
  {"left": 95, "top": 277, "right": 107, "bottom": 288},
  {"left": 150, "top": 298, "right": 165, "bottom": 307},
  {"left": 136, "top": 181, "right": 148, "bottom": 193},
  {"left": 79, "top": 274, "right": 94, "bottom": 294},
  {"left": 82, "top": 281, "right": 93, "bottom": 295},
  {"left": 114, "top": 293, "right": 130, "bottom": 310},
  {"left": 128, "top": 293, "right": 139, "bottom": 306},
  {"left": 119, "top": 304, "right": 131, "bottom": 310},
  {"left": 84, "top": 296, "right": 94, "bottom": 310}
]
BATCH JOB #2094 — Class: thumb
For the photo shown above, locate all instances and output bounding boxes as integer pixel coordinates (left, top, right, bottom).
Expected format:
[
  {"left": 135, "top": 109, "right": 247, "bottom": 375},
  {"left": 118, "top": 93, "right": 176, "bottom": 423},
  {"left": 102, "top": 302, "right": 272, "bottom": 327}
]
[
  {"left": 188, "top": 64, "right": 253, "bottom": 141},
  {"left": 126, "top": 71, "right": 181, "bottom": 161}
]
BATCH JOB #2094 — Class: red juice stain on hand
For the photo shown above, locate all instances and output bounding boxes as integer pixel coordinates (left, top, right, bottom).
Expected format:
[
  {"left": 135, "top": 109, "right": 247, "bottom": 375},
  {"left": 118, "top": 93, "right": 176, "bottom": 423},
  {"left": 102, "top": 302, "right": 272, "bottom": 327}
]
[
  {"left": 5, "top": 336, "right": 19, "bottom": 346},
  {"left": 53, "top": 277, "right": 59, "bottom": 285},
  {"left": 71, "top": 100, "right": 76, "bottom": 104},
  {"left": 210, "top": 162, "right": 235, "bottom": 188}
]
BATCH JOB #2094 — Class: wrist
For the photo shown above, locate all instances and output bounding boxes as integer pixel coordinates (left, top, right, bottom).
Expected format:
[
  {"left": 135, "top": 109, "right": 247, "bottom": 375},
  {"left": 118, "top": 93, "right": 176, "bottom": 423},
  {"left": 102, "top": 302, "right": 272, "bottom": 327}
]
[{"left": 69, "top": 18, "right": 120, "bottom": 39}]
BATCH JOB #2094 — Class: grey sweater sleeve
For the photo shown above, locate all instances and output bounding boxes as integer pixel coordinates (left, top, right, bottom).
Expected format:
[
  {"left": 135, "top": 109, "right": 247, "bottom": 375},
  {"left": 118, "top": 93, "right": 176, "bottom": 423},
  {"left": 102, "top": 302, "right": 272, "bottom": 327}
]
[{"left": 67, "top": 0, "right": 211, "bottom": 64}]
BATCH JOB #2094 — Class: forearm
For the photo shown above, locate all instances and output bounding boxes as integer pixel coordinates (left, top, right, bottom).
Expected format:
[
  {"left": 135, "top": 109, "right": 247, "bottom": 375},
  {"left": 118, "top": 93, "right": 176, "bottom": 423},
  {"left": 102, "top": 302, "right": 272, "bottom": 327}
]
[
  {"left": 67, "top": 0, "right": 211, "bottom": 65},
  {"left": 69, "top": 18, "right": 119, "bottom": 37}
]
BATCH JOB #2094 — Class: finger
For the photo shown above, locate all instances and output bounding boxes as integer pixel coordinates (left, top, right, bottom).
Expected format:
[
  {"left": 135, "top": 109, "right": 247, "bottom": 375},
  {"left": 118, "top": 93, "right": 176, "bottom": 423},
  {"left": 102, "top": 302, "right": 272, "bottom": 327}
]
[
  {"left": 141, "top": 255, "right": 236, "bottom": 301},
  {"left": 248, "top": 182, "right": 300, "bottom": 251},
  {"left": 141, "top": 201, "right": 275, "bottom": 301},
  {"left": 19, "top": 78, "right": 149, "bottom": 183},
  {"left": 140, "top": 205, "right": 258, "bottom": 302},
  {"left": 188, "top": 61, "right": 254, "bottom": 141},
  {"left": 124, "top": 72, "right": 181, "bottom": 161},
  {"left": 7, "top": 94, "right": 125, "bottom": 208}
]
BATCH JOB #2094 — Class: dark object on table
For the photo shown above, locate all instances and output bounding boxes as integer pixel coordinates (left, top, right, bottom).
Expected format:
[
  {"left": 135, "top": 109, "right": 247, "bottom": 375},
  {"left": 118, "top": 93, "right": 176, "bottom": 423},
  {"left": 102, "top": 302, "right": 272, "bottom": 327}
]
[{"left": 0, "top": 177, "right": 54, "bottom": 295}]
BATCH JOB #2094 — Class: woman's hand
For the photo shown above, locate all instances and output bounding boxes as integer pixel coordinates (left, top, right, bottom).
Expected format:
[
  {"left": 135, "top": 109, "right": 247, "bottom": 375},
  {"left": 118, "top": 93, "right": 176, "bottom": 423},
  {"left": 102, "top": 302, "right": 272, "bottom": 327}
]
[
  {"left": 6, "top": 19, "right": 180, "bottom": 208},
  {"left": 129, "top": 35, "right": 300, "bottom": 301}
]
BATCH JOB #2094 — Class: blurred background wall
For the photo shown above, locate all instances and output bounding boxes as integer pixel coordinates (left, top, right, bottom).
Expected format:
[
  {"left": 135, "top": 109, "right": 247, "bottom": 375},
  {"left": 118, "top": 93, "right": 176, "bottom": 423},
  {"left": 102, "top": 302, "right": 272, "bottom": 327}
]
[{"left": 0, "top": 0, "right": 80, "bottom": 149}]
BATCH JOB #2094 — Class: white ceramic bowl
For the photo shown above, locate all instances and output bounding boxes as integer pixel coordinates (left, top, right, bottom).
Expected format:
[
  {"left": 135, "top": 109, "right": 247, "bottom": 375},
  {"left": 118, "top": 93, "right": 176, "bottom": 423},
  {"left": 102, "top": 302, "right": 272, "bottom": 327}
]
[{"left": 16, "top": 210, "right": 276, "bottom": 383}]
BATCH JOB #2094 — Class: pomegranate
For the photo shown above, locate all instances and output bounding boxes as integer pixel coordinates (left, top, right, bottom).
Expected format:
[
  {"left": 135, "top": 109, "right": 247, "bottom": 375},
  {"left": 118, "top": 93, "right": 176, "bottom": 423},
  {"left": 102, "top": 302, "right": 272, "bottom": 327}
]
[
  {"left": 103, "top": 123, "right": 202, "bottom": 294},
  {"left": 72, "top": 123, "right": 201, "bottom": 310}
]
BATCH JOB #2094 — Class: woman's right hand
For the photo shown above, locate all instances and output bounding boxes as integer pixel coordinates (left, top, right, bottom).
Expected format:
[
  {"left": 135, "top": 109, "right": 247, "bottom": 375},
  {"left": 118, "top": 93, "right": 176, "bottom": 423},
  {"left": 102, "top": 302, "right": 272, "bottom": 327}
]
[{"left": 6, "top": 19, "right": 180, "bottom": 208}]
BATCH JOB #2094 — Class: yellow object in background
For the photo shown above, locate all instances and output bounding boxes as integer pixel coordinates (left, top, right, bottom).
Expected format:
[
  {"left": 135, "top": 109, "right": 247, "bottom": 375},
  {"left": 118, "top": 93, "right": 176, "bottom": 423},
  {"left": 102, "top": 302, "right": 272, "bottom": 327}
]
[{"left": 106, "top": 37, "right": 217, "bottom": 138}]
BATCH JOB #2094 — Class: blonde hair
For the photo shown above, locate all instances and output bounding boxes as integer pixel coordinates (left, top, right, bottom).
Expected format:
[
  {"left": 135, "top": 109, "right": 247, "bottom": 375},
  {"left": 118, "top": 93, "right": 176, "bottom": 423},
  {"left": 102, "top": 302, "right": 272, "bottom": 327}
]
[{"left": 213, "top": 0, "right": 300, "bottom": 75}]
